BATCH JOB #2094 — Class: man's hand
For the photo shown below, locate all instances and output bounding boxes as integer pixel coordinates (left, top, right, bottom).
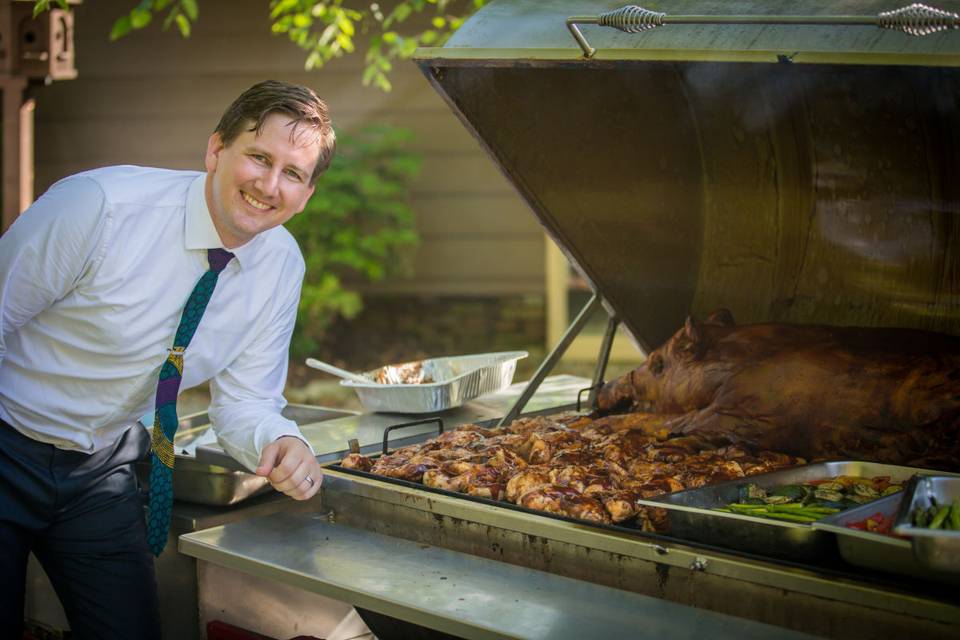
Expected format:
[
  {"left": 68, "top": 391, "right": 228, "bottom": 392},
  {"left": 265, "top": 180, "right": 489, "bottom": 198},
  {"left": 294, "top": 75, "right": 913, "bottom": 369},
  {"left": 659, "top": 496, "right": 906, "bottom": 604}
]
[{"left": 255, "top": 436, "right": 322, "bottom": 500}]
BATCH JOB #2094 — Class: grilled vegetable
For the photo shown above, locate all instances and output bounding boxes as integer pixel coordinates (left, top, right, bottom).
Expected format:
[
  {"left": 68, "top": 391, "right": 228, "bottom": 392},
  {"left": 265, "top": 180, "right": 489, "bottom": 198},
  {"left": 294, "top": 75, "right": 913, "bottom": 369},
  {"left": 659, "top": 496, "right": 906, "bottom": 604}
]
[
  {"left": 929, "top": 505, "right": 950, "bottom": 530},
  {"left": 817, "top": 481, "right": 845, "bottom": 492},
  {"left": 724, "top": 474, "right": 904, "bottom": 525},
  {"left": 852, "top": 483, "right": 880, "bottom": 499},
  {"left": 740, "top": 483, "right": 767, "bottom": 501},
  {"left": 846, "top": 511, "right": 895, "bottom": 534},
  {"left": 814, "top": 488, "right": 844, "bottom": 502},
  {"left": 770, "top": 484, "right": 806, "bottom": 500}
]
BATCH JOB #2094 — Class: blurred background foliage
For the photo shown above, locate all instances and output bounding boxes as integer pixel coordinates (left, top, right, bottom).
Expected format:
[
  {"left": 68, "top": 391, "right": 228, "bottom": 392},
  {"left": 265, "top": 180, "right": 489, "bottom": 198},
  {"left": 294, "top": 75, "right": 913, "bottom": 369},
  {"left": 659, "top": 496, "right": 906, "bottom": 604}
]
[
  {"left": 286, "top": 124, "right": 421, "bottom": 360},
  {"left": 45, "top": 0, "right": 490, "bottom": 92}
]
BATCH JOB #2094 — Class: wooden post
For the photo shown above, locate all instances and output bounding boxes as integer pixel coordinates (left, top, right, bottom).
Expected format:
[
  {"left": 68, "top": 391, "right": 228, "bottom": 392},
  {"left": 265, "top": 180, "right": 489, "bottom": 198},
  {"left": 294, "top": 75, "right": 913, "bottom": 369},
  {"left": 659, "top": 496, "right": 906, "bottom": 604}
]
[
  {"left": 0, "top": 74, "right": 26, "bottom": 233},
  {"left": 19, "top": 95, "right": 32, "bottom": 212},
  {"left": 0, "top": 1, "right": 79, "bottom": 233}
]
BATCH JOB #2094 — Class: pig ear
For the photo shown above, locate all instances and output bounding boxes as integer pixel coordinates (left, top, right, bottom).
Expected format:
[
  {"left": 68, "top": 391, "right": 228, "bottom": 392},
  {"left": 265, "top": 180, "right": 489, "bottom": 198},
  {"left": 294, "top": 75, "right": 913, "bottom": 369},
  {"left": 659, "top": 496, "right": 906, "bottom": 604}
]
[
  {"left": 704, "top": 308, "right": 735, "bottom": 327},
  {"left": 678, "top": 316, "right": 705, "bottom": 360}
]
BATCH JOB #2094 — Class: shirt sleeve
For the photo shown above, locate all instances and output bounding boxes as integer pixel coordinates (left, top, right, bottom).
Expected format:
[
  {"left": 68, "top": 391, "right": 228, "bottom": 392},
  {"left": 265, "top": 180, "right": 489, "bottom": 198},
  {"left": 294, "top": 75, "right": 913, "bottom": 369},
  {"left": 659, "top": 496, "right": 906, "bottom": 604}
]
[
  {"left": 0, "top": 176, "right": 108, "bottom": 365},
  {"left": 207, "top": 255, "right": 312, "bottom": 472}
]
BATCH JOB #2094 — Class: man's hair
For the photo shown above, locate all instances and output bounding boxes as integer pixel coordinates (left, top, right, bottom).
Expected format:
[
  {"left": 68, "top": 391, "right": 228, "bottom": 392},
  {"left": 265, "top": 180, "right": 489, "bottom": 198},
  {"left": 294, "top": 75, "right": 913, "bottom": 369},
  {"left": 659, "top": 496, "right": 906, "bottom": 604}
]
[{"left": 214, "top": 80, "right": 336, "bottom": 184}]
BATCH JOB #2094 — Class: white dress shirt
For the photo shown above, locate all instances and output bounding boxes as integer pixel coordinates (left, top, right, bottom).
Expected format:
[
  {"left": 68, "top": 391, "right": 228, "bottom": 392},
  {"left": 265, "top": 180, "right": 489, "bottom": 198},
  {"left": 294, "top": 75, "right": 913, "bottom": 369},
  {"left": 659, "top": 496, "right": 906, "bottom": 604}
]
[{"left": 0, "top": 165, "right": 311, "bottom": 472}]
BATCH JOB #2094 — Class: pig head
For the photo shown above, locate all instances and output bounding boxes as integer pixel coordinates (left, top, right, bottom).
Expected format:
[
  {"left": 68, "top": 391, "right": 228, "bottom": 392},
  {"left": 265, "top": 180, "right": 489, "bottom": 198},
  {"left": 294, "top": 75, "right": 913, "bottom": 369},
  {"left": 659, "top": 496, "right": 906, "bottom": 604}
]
[{"left": 597, "top": 310, "right": 960, "bottom": 469}]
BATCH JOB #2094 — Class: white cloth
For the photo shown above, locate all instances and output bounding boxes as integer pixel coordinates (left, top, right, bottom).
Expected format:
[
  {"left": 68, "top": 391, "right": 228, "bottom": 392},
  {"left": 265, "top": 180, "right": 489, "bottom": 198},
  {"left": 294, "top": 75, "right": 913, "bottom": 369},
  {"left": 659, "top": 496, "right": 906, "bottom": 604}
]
[{"left": 0, "top": 165, "right": 312, "bottom": 472}]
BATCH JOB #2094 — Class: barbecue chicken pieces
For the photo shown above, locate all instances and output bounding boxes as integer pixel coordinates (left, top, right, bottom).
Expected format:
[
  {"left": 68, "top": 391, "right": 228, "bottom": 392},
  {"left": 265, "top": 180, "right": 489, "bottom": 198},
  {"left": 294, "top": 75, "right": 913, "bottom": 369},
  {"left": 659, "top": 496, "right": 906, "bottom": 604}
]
[{"left": 341, "top": 415, "right": 803, "bottom": 528}]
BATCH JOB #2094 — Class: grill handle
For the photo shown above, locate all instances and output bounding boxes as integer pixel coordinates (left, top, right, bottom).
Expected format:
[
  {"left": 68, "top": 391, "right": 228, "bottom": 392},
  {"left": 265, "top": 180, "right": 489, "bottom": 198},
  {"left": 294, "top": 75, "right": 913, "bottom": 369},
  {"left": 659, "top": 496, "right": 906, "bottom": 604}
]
[
  {"left": 577, "top": 382, "right": 605, "bottom": 412},
  {"left": 567, "top": 3, "right": 960, "bottom": 57},
  {"left": 382, "top": 417, "right": 444, "bottom": 455}
]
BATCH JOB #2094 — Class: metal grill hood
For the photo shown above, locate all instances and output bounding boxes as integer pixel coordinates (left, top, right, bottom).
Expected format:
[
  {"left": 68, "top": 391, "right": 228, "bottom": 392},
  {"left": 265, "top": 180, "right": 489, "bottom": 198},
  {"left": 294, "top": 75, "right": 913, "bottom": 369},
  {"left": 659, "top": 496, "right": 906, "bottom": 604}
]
[{"left": 414, "top": 0, "right": 960, "bottom": 351}]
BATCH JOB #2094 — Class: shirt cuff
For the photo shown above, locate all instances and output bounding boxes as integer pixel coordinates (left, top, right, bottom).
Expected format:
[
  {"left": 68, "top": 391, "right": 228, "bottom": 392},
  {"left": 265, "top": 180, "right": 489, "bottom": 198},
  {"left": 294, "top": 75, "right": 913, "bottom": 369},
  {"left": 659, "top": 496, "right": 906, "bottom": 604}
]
[{"left": 253, "top": 418, "right": 317, "bottom": 464}]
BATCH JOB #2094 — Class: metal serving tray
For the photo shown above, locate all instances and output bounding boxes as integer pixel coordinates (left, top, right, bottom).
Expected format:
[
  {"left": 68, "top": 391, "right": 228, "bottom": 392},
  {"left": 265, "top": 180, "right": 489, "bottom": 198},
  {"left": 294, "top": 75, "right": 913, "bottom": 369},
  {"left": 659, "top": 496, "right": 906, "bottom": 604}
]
[
  {"left": 893, "top": 476, "right": 960, "bottom": 574},
  {"left": 813, "top": 493, "right": 960, "bottom": 585},
  {"left": 341, "top": 351, "right": 527, "bottom": 413},
  {"left": 138, "top": 404, "right": 355, "bottom": 506},
  {"left": 640, "top": 461, "right": 927, "bottom": 562}
]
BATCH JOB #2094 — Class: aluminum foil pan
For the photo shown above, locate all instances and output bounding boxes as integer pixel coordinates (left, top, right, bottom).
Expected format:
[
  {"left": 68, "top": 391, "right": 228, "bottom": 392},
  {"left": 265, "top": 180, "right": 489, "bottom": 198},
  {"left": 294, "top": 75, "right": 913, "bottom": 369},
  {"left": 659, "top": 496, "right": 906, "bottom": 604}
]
[{"left": 341, "top": 351, "right": 528, "bottom": 413}]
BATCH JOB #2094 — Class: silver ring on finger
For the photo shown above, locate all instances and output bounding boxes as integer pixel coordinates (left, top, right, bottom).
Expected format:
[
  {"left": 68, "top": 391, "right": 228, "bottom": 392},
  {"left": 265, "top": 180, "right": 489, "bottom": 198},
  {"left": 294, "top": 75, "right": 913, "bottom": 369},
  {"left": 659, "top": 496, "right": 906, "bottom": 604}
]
[{"left": 304, "top": 475, "right": 315, "bottom": 488}]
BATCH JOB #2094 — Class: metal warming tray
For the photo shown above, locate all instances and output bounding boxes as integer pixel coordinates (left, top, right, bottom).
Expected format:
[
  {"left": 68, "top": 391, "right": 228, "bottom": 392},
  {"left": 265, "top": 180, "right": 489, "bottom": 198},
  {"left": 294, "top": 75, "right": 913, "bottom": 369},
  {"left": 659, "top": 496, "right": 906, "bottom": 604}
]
[
  {"left": 339, "top": 351, "right": 527, "bottom": 413},
  {"left": 893, "top": 476, "right": 960, "bottom": 573},
  {"left": 813, "top": 493, "right": 960, "bottom": 584},
  {"left": 640, "top": 461, "right": 926, "bottom": 562},
  {"left": 138, "top": 404, "right": 355, "bottom": 506}
]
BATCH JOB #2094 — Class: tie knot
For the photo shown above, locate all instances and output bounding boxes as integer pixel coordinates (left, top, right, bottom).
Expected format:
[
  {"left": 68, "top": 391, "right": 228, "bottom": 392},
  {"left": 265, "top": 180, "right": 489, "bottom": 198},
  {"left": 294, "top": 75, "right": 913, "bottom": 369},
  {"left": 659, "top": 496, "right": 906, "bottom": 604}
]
[{"left": 207, "top": 248, "right": 235, "bottom": 273}]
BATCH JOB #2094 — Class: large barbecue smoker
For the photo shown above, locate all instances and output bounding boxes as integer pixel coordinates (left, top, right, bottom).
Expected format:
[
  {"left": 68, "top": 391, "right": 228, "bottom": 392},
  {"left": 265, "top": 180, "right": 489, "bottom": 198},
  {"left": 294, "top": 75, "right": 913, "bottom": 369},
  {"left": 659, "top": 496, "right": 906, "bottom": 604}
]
[{"left": 182, "top": 2, "right": 960, "bottom": 638}]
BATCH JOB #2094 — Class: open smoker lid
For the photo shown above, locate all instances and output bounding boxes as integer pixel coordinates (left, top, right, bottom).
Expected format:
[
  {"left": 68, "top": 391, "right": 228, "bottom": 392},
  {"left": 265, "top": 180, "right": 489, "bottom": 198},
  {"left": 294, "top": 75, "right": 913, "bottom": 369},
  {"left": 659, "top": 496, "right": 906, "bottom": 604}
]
[{"left": 414, "top": 0, "right": 960, "bottom": 352}]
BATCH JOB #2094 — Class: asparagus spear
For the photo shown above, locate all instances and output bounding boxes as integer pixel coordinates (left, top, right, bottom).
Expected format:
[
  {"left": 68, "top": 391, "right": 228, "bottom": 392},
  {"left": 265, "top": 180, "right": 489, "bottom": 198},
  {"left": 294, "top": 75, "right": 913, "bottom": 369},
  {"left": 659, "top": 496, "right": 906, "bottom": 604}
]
[{"left": 929, "top": 505, "right": 950, "bottom": 530}]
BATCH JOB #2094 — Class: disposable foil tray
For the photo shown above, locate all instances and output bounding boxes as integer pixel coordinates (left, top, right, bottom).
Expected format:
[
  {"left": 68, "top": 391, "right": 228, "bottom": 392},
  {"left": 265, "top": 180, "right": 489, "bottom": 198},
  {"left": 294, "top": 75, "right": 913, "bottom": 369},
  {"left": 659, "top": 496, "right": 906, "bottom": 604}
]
[
  {"left": 813, "top": 493, "right": 960, "bottom": 584},
  {"left": 341, "top": 351, "right": 528, "bottom": 413},
  {"left": 893, "top": 475, "right": 960, "bottom": 574},
  {"left": 639, "top": 461, "right": 929, "bottom": 562}
]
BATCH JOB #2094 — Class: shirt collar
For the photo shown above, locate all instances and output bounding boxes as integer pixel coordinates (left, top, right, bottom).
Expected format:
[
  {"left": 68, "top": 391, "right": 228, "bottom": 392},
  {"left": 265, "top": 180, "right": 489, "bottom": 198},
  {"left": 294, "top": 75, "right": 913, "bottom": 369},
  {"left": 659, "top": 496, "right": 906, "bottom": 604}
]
[{"left": 184, "top": 174, "right": 260, "bottom": 268}]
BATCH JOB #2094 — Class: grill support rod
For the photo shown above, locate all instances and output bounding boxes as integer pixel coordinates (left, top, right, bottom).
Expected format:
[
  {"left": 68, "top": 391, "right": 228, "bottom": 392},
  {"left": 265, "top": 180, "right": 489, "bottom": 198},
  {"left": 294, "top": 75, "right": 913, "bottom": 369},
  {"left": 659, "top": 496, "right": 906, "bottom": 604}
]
[
  {"left": 498, "top": 292, "right": 603, "bottom": 426},
  {"left": 588, "top": 314, "right": 620, "bottom": 409},
  {"left": 567, "top": 3, "right": 960, "bottom": 57}
]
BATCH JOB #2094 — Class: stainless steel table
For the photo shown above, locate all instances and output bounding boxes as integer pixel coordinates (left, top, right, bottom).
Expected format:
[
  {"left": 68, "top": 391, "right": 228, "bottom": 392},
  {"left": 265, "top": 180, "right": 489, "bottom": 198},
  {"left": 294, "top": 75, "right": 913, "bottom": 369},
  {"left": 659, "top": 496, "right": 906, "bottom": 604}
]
[{"left": 182, "top": 512, "right": 817, "bottom": 640}]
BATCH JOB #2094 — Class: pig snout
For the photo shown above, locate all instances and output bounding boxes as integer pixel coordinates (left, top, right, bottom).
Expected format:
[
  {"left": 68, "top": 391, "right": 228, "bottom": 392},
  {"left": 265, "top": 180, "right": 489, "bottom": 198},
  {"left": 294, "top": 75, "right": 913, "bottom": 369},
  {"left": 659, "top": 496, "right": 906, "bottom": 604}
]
[{"left": 597, "top": 363, "right": 659, "bottom": 413}]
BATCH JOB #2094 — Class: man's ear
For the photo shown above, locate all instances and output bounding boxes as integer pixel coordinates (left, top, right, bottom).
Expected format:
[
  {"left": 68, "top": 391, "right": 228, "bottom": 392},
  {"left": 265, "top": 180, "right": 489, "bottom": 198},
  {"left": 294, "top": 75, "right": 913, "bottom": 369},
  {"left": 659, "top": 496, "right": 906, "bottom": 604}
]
[
  {"left": 205, "top": 133, "right": 225, "bottom": 173},
  {"left": 293, "top": 184, "right": 315, "bottom": 216}
]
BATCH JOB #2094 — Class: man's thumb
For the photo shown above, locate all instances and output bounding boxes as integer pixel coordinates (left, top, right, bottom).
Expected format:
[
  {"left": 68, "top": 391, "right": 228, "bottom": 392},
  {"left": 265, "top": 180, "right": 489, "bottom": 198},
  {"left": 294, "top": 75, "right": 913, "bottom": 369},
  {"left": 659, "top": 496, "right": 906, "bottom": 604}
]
[{"left": 255, "top": 443, "right": 279, "bottom": 477}]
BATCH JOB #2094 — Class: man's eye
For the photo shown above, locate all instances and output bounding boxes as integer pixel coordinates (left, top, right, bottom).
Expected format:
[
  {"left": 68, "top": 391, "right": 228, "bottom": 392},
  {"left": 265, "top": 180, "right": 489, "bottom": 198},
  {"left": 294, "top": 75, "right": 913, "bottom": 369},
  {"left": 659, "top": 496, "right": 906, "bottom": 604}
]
[
  {"left": 285, "top": 169, "right": 302, "bottom": 181},
  {"left": 251, "top": 154, "right": 268, "bottom": 164}
]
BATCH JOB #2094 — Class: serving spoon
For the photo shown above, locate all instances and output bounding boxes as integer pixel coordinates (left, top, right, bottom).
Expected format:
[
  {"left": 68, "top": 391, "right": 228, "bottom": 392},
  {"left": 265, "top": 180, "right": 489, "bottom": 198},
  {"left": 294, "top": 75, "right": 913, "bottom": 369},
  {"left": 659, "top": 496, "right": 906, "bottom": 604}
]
[{"left": 305, "top": 358, "right": 371, "bottom": 384}]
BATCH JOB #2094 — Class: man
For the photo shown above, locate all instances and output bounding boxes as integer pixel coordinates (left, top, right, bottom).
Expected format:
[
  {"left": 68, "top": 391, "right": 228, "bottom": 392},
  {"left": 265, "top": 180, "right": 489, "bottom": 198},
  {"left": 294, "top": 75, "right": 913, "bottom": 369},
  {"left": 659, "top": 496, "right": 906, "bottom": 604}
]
[{"left": 0, "top": 80, "right": 335, "bottom": 638}]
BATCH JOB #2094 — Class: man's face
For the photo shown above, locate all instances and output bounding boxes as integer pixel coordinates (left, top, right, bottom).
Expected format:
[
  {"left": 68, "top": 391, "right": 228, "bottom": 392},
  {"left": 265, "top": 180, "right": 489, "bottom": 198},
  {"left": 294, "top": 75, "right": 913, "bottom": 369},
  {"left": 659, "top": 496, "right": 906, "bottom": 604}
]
[{"left": 204, "top": 113, "right": 319, "bottom": 248}]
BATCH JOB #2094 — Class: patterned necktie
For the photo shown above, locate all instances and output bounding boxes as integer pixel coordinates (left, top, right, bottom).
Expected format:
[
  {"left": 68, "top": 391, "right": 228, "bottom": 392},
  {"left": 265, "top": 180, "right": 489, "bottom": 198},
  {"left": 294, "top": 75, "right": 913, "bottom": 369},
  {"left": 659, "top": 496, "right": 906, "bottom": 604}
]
[{"left": 146, "top": 248, "right": 234, "bottom": 556}]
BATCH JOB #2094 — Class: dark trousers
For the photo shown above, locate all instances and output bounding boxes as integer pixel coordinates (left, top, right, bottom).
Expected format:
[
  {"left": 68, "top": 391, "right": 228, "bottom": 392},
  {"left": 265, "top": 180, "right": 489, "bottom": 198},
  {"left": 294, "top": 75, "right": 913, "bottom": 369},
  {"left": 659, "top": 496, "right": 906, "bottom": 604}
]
[{"left": 0, "top": 419, "right": 161, "bottom": 640}]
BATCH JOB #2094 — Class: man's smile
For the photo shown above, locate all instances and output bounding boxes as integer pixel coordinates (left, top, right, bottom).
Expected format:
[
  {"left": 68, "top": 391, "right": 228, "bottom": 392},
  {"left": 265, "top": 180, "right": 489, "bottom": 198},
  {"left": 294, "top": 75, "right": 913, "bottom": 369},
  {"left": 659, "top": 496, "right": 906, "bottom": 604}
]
[{"left": 241, "top": 191, "right": 272, "bottom": 211}]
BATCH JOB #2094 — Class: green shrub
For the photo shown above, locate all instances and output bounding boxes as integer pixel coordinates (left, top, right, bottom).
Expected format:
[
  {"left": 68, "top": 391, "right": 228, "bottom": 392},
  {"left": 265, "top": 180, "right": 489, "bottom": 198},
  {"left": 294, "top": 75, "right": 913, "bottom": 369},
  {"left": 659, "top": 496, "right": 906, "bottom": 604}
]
[{"left": 286, "top": 124, "right": 420, "bottom": 358}]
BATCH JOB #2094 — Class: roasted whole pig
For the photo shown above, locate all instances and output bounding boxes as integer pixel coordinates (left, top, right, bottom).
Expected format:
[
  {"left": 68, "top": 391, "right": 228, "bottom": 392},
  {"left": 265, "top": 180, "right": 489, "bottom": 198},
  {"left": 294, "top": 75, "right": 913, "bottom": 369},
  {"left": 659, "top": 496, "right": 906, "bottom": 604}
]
[{"left": 597, "top": 310, "right": 960, "bottom": 470}]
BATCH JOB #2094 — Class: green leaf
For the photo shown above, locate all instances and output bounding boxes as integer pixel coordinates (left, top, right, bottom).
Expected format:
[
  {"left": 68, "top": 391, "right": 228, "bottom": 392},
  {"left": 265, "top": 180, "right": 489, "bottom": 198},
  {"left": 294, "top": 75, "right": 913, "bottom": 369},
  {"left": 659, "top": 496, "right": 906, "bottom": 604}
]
[
  {"left": 271, "top": 0, "right": 300, "bottom": 19},
  {"left": 387, "top": 4, "right": 411, "bottom": 26},
  {"left": 33, "top": 0, "right": 51, "bottom": 19},
  {"left": 110, "top": 15, "right": 133, "bottom": 41},
  {"left": 175, "top": 13, "right": 191, "bottom": 37},
  {"left": 336, "top": 14, "right": 355, "bottom": 37},
  {"left": 336, "top": 33, "right": 355, "bottom": 53},
  {"left": 180, "top": 0, "right": 199, "bottom": 21},
  {"left": 130, "top": 8, "right": 152, "bottom": 29}
]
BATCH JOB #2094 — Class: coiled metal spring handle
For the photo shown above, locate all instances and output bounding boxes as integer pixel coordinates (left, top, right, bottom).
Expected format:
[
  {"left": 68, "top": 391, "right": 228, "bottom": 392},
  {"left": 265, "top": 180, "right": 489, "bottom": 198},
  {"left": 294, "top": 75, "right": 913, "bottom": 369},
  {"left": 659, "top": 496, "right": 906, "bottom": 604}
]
[{"left": 567, "top": 3, "right": 960, "bottom": 58}]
